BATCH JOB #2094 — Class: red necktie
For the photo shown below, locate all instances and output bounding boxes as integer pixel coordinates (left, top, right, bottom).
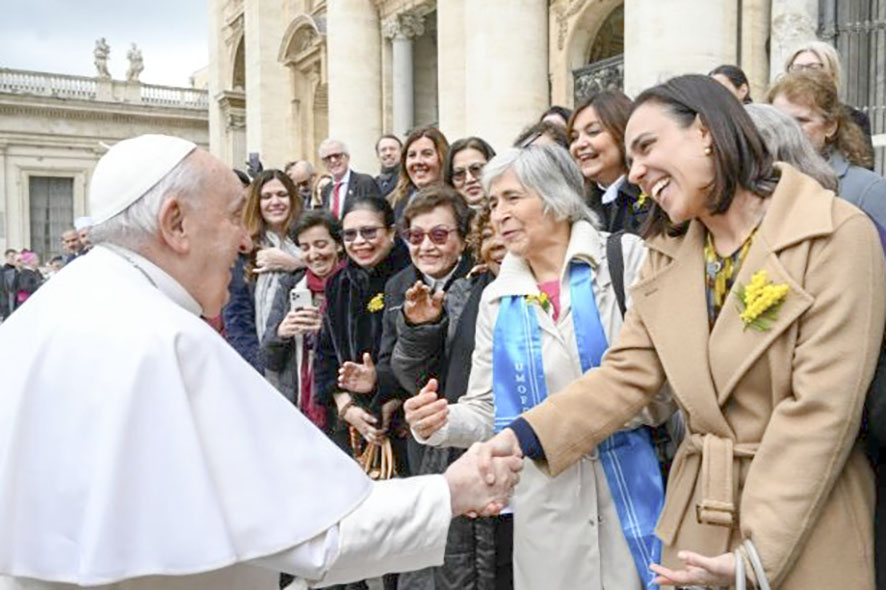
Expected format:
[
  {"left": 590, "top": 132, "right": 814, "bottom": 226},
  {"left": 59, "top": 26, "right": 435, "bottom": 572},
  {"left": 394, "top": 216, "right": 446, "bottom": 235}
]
[{"left": 332, "top": 181, "right": 342, "bottom": 219}]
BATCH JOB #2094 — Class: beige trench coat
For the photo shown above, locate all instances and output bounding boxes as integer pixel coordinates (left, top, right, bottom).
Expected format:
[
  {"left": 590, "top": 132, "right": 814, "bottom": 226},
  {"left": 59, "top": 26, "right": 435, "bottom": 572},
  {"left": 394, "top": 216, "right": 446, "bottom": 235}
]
[
  {"left": 418, "top": 220, "right": 673, "bottom": 590},
  {"left": 524, "top": 165, "right": 886, "bottom": 589}
]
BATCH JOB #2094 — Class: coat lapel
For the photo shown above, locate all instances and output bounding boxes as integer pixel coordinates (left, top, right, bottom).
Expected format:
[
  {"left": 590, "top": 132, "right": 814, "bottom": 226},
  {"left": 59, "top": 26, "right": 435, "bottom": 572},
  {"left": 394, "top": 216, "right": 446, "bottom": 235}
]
[
  {"left": 708, "top": 233, "right": 813, "bottom": 405},
  {"left": 631, "top": 222, "right": 733, "bottom": 437},
  {"left": 708, "top": 164, "right": 833, "bottom": 406}
]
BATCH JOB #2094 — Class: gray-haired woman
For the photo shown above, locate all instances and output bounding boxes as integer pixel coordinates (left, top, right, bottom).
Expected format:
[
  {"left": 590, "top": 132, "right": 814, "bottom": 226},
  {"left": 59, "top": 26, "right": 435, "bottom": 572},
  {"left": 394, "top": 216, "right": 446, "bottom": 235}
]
[
  {"left": 745, "top": 103, "right": 838, "bottom": 191},
  {"left": 404, "top": 144, "right": 673, "bottom": 590}
]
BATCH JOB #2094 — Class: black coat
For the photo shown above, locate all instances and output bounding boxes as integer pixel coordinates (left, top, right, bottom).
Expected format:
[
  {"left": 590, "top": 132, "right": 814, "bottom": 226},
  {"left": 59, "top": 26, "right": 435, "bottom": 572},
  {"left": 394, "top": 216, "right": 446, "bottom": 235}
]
[
  {"left": 313, "top": 240, "right": 411, "bottom": 413},
  {"left": 587, "top": 179, "right": 650, "bottom": 235},
  {"left": 319, "top": 170, "right": 381, "bottom": 212},
  {"left": 376, "top": 168, "right": 399, "bottom": 198}
]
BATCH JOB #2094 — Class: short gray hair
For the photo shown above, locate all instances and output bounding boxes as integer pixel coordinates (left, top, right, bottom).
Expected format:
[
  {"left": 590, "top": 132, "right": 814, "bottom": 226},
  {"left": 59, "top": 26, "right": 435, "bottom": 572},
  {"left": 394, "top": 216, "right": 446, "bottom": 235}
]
[
  {"left": 481, "top": 144, "right": 598, "bottom": 225},
  {"left": 318, "top": 138, "right": 349, "bottom": 158},
  {"left": 90, "top": 154, "right": 205, "bottom": 248},
  {"left": 745, "top": 104, "right": 838, "bottom": 191}
]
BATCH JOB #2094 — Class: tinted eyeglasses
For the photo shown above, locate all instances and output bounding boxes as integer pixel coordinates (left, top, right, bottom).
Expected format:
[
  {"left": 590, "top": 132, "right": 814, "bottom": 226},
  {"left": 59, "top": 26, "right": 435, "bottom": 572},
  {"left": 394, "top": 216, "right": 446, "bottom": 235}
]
[
  {"left": 402, "top": 226, "right": 458, "bottom": 246},
  {"left": 451, "top": 162, "right": 485, "bottom": 185},
  {"left": 342, "top": 226, "right": 384, "bottom": 242},
  {"left": 322, "top": 152, "right": 346, "bottom": 162}
]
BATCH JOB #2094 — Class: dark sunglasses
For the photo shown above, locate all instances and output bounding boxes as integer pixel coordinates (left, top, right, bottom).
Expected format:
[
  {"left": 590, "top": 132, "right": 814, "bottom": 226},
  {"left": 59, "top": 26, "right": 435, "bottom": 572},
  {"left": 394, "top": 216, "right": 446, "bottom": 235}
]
[
  {"left": 402, "top": 226, "right": 457, "bottom": 246},
  {"left": 451, "top": 162, "right": 485, "bottom": 184},
  {"left": 342, "top": 226, "right": 383, "bottom": 242}
]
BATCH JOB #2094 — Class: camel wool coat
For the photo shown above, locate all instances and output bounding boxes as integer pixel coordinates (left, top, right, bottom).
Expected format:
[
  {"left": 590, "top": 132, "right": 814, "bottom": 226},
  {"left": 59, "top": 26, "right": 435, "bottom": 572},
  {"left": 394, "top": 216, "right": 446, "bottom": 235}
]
[{"left": 523, "top": 164, "right": 886, "bottom": 589}]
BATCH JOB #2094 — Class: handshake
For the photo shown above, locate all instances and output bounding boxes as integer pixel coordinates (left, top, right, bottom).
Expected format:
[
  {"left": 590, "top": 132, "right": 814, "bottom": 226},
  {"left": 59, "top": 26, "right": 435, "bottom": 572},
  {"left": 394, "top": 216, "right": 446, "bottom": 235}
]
[{"left": 408, "top": 379, "right": 524, "bottom": 518}]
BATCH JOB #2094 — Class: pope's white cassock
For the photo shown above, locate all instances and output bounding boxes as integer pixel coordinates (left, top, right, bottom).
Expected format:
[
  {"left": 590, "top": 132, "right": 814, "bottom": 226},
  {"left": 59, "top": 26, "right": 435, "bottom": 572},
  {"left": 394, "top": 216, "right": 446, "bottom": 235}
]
[{"left": 0, "top": 244, "right": 452, "bottom": 589}]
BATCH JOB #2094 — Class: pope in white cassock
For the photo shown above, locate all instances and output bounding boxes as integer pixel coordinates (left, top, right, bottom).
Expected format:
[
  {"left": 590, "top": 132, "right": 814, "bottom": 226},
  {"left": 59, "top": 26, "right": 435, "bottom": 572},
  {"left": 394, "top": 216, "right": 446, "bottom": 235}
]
[{"left": 0, "top": 135, "right": 521, "bottom": 590}]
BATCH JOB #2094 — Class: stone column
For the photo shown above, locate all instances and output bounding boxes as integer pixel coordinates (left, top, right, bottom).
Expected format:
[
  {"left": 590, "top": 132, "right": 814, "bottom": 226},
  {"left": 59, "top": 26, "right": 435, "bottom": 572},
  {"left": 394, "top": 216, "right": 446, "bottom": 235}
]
[
  {"left": 770, "top": 0, "right": 819, "bottom": 81},
  {"left": 437, "top": 0, "right": 466, "bottom": 140},
  {"left": 383, "top": 13, "right": 425, "bottom": 138},
  {"left": 465, "top": 0, "right": 548, "bottom": 152},
  {"left": 742, "top": 0, "right": 772, "bottom": 101},
  {"left": 207, "top": 0, "right": 226, "bottom": 162},
  {"left": 327, "top": 0, "right": 382, "bottom": 173},
  {"left": 244, "top": 0, "right": 292, "bottom": 168},
  {"left": 624, "top": 0, "right": 737, "bottom": 97}
]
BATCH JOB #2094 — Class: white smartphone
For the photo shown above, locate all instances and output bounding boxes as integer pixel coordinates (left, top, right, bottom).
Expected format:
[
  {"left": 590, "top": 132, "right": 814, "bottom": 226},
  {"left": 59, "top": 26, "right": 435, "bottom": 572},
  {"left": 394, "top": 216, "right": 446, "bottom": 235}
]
[{"left": 289, "top": 288, "right": 312, "bottom": 311}]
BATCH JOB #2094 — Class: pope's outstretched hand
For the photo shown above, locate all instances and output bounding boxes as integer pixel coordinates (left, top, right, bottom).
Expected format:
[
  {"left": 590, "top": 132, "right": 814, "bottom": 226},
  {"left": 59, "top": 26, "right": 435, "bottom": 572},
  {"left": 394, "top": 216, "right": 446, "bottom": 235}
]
[{"left": 444, "top": 438, "right": 522, "bottom": 517}]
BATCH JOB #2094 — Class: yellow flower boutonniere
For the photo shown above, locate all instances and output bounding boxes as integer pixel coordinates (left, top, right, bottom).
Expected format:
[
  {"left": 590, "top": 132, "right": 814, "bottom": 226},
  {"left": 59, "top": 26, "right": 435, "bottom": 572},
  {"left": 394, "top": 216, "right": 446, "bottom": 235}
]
[
  {"left": 526, "top": 292, "right": 551, "bottom": 313},
  {"left": 634, "top": 191, "right": 650, "bottom": 212},
  {"left": 367, "top": 293, "right": 385, "bottom": 313},
  {"left": 736, "top": 270, "right": 789, "bottom": 332}
]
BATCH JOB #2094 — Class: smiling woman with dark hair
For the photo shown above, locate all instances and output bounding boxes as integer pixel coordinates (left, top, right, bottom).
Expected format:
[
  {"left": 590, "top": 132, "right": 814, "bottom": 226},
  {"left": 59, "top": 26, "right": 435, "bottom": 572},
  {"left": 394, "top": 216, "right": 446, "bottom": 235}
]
[{"left": 478, "top": 74, "right": 885, "bottom": 590}]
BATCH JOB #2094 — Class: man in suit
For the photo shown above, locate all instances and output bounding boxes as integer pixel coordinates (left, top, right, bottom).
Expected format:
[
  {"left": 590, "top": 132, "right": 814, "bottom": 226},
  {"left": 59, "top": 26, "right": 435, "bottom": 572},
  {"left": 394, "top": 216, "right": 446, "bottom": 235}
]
[
  {"left": 284, "top": 159, "right": 317, "bottom": 208},
  {"left": 318, "top": 138, "right": 380, "bottom": 219},
  {"left": 375, "top": 134, "right": 402, "bottom": 198}
]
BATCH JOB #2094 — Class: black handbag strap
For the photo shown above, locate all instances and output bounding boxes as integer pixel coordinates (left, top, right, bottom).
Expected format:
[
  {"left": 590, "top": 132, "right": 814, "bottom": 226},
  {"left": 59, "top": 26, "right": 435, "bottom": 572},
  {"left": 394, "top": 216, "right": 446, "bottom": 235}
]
[{"left": 606, "top": 230, "right": 627, "bottom": 317}]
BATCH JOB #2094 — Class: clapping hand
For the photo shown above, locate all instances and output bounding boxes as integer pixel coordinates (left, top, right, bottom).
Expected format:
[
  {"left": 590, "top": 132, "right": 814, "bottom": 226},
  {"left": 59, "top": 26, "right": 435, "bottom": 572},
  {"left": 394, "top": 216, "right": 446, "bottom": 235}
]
[
  {"left": 403, "top": 281, "right": 445, "bottom": 325},
  {"left": 277, "top": 306, "right": 321, "bottom": 338},
  {"left": 254, "top": 247, "right": 303, "bottom": 273},
  {"left": 338, "top": 352, "right": 377, "bottom": 394},
  {"left": 444, "top": 438, "right": 523, "bottom": 517},
  {"left": 650, "top": 551, "right": 735, "bottom": 587},
  {"left": 404, "top": 379, "right": 449, "bottom": 439}
]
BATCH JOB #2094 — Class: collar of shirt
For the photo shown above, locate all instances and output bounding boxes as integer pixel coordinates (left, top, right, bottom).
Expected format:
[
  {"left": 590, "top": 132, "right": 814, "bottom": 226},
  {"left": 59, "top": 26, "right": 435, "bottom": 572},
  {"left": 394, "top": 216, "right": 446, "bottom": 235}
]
[
  {"left": 102, "top": 243, "right": 203, "bottom": 316},
  {"left": 335, "top": 168, "right": 353, "bottom": 190},
  {"left": 600, "top": 174, "right": 626, "bottom": 205},
  {"left": 422, "top": 264, "right": 459, "bottom": 292}
]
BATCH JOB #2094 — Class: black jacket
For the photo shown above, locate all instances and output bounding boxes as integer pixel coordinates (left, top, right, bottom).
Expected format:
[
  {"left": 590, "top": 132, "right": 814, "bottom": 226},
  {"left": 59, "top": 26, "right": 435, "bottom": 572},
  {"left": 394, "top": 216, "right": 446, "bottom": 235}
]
[
  {"left": 313, "top": 240, "right": 411, "bottom": 413},
  {"left": 319, "top": 170, "right": 381, "bottom": 212},
  {"left": 373, "top": 253, "right": 475, "bottom": 411},
  {"left": 376, "top": 167, "right": 399, "bottom": 198},
  {"left": 222, "top": 255, "right": 264, "bottom": 372},
  {"left": 587, "top": 179, "right": 650, "bottom": 235}
]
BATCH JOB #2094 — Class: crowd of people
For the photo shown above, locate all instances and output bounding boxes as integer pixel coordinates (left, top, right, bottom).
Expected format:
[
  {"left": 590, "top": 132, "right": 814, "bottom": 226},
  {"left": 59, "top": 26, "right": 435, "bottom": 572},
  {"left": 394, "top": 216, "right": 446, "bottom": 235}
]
[
  {"left": 197, "top": 39, "right": 886, "bottom": 590},
  {"left": 2, "top": 38, "right": 886, "bottom": 590}
]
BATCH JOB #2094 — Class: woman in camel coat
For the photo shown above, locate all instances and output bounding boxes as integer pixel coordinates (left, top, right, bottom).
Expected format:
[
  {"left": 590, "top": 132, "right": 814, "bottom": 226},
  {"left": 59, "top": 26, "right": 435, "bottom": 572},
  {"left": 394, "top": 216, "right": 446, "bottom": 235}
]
[{"left": 485, "top": 75, "right": 886, "bottom": 589}]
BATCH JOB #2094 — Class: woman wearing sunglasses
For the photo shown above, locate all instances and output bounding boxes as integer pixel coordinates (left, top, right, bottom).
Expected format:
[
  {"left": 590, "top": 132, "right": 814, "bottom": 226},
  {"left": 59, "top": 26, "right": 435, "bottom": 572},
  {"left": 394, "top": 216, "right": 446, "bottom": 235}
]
[{"left": 444, "top": 137, "right": 496, "bottom": 209}]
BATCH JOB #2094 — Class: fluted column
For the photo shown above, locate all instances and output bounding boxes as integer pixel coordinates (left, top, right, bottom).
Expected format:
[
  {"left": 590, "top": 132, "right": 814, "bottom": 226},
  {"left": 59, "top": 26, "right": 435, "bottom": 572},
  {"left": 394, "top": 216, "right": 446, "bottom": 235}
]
[
  {"left": 437, "top": 0, "right": 466, "bottom": 140},
  {"left": 465, "top": 0, "right": 548, "bottom": 151},
  {"left": 769, "top": 0, "right": 818, "bottom": 81},
  {"left": 624, "top": 0, "right": 737, "bottom": 97},
  {"left": 383, "top": 13, "right": 425, "bottom": 138},
  {"left": 327, "top": 0, "right": 381, "bottom": 172}
]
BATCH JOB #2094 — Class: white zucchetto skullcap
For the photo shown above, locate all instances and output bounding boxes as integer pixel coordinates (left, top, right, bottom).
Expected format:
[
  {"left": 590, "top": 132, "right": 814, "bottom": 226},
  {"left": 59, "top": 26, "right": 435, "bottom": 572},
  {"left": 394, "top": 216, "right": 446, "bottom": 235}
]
[
  {"left": 73, "top": 216, "right": 94, "bottom": 231},
  {"left": 89, "top": 134, "right": 197, "bottom": 225}
]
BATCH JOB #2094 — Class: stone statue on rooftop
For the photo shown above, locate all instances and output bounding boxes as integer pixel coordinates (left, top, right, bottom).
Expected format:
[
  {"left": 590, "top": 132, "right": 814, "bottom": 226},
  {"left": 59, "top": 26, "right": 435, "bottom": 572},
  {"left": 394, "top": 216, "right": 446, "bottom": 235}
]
[
  {"left": 94, "top": 38, "right": 111, "bottom": 79},
  {"left": 126, "top": 43, "right": 144, "bottom": 82}
]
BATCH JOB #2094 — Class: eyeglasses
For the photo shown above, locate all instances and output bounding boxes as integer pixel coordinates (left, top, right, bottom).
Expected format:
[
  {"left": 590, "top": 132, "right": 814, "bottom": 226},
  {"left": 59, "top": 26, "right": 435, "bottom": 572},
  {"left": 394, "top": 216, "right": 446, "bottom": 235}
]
[
  {"left": 322, "top": 152, "right": 346, "bottom": 163},
  {"left": 342, "top": 226, "right": 384, "bottom": 242},
  {"left": 788, "top": 62, "right": 824, "bottom": 72},
  {"left": 402, "top": 226, "right": 458, "bottom": 245},
  {"left": 451, "top": 163, "right": 485, "bottom": 185}
]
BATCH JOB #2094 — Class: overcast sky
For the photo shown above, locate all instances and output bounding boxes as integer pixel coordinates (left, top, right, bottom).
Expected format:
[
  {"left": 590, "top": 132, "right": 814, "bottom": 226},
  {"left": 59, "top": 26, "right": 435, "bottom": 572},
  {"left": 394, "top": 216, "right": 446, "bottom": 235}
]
[{"left": 0, "top": 0, "right": 209, "bottom": 87}]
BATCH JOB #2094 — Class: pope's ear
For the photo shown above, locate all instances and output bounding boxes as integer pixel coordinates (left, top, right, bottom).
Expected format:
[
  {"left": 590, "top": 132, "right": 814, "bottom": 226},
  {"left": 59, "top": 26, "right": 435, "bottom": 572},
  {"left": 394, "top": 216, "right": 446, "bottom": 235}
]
[{"left": 157, "top": 197, "right": 189, "bottom": 253}]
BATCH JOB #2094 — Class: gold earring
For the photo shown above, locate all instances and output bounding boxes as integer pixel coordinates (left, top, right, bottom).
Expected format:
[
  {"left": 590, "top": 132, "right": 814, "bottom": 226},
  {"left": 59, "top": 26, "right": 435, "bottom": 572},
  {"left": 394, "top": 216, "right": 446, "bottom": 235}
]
[{"left": 704, "top": 146, "right": 713, "bottom": 156}]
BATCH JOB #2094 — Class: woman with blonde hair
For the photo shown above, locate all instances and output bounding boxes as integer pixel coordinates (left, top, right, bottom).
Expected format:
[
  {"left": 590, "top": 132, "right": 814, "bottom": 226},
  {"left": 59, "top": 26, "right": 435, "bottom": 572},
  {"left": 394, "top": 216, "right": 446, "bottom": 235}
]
[{"left": 389, "top": 126, "right": 450, "bottom": 222}]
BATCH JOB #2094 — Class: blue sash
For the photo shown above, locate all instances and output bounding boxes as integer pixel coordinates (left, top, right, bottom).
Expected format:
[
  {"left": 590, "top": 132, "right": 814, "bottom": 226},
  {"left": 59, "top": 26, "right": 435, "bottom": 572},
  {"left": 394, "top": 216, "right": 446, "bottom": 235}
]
[{"left": 493, "top": 262, "right": 664, "bottom": 589}]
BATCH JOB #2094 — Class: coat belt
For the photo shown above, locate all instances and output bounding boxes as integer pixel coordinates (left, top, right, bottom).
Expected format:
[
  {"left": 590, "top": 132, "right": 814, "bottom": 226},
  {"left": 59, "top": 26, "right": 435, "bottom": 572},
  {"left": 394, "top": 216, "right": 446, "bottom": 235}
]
[{"left": 655, "top": 433, "right": 759, "bottom": 545}]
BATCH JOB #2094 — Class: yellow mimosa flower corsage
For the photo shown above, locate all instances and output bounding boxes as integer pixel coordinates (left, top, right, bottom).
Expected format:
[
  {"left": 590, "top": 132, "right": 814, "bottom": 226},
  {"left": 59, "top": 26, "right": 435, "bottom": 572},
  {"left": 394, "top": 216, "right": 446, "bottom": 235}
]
[
  {"left": 526, "top": 292, "right": 551, "bottom": 313},
  {"left": 634, "top": 191, "right": 650, "bottom": 212},
  {"left": 367, "top": 293, "right": 385, "bottom": 313},
  {"left": 735, "top": 270, "right": 789, "bottom": 331}
]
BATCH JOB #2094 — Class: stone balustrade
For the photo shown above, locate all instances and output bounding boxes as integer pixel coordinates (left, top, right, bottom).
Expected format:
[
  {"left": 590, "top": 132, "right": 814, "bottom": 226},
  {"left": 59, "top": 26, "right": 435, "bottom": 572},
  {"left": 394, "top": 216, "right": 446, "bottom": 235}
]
[{"left": 0, "top": 67, "right": 207, "bottom": 110}]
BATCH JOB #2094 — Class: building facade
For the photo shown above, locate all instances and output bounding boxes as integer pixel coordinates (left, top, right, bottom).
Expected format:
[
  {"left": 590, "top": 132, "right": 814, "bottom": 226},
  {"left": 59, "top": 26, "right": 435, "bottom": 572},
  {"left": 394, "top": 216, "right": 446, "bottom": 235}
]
[
  {"left": 0, "top": 69, "right": 209, "bottom": 259},
  {"left": 208, "top": 0, "right": 884, "bottom": 175}
]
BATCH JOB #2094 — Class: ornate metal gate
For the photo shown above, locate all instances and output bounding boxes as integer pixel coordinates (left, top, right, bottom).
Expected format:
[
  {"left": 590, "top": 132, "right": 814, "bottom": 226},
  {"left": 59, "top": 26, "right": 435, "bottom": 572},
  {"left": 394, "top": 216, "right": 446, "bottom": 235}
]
[
  {"left": 573, "top": 54, "right": 625, "bottom": 103},
  {"left": 820, "top": 0, "right": 886, "bottom": 173}
]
